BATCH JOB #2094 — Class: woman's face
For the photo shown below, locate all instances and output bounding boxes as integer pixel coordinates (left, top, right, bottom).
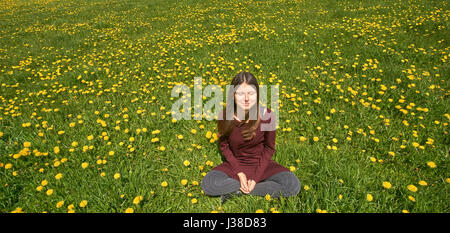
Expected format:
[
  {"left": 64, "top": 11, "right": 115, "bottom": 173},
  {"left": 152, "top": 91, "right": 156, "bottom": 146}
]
[{"left": 234, "top": 83, "right": 257, "bottom": 111}]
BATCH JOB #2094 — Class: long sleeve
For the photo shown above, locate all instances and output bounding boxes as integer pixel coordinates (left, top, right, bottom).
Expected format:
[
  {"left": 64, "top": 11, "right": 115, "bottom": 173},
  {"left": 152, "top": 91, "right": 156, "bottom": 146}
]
[
  {"left": 253, "top": 129, "right": 276, "bottom": 183},
  {"left": 219, "top": 136, "right": 243, "bottom": 175}
]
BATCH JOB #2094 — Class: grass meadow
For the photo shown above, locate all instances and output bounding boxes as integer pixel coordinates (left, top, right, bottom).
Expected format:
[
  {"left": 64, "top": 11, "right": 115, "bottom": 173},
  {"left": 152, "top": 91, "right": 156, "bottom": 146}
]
[{"left": 0, "top": 0, "right": 448, "bottom": 213}]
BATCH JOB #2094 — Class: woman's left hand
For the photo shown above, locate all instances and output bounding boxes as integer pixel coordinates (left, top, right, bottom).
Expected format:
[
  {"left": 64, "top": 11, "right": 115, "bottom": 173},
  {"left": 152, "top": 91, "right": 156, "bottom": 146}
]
[{"left": 247, "top": 179, "right": 256, "bottom": 193}]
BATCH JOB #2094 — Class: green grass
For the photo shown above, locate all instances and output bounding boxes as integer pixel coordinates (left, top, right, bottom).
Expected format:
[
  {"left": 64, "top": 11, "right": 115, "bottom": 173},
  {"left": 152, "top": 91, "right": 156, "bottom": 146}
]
[{"left": 0, "top": 0, "right": 448, "bottom": 213}]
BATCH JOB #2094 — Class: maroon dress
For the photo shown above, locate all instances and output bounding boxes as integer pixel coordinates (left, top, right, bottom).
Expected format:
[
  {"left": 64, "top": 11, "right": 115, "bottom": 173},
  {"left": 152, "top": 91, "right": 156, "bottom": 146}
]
[{"left": 212, "top": 107, "right": 289, "bottom": 183}]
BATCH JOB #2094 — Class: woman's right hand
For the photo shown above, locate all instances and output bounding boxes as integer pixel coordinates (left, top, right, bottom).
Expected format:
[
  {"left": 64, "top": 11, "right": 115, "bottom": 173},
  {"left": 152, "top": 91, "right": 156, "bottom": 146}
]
[{"left": 237, "top": 172, "right": 250, "bottom": 194}]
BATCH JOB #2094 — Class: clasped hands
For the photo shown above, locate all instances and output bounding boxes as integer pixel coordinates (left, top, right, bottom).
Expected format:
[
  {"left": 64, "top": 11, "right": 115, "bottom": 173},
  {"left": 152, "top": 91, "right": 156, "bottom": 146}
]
[{"left": 237, "top": 172, "right": 256, "bottom": 194}]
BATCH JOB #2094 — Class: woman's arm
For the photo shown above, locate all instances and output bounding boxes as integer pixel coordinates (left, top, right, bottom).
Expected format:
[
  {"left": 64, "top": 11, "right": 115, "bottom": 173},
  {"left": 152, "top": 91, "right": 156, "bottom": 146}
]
[
  {"left": 253, "top": 110, "right": 277, "bottom": 183},
  {"left": 219, "top": 136, "right": 243, "bottom": 176},
  {"left": 253, "top": 128, "right": 276, "bottom": 183}
]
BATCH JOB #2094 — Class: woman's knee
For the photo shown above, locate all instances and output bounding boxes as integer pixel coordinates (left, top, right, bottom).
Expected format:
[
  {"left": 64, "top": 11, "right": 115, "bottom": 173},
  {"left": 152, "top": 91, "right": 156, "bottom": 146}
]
[
  {"left": 279, "top": 172, "right": 301, "bottom": 197},
  {"left": 201, "top": 170, "right": 230, "bottom": 196}
]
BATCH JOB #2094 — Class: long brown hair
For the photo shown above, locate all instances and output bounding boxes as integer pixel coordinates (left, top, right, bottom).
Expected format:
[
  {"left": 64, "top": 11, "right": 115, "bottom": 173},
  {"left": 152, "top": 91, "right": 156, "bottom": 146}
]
[{"left": 217, "top": 71, "right": 261, "bottom": 141}]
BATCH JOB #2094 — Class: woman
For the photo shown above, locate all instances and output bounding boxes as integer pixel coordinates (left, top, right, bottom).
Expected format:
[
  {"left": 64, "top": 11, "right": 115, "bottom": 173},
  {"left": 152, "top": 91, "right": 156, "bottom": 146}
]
[{"left": 201, "top": 71, "right": 301, "bottom": 204}]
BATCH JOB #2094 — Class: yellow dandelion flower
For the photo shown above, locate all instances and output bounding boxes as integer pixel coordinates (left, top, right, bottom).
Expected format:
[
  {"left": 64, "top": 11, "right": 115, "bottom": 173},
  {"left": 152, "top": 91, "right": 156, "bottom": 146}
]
[
  {"left": 408, "top": 196, "right": 416, "bottom": 202},
  {"left": 255, "top": 209, "right": 264, "bottom": 213},
  {"left": 125, "top": 208, "right": 134, "bottom": 213},
  {"left": 191, "top": 198, "right": 198, "bottom": 204},
  {"left": 46, "top": 189, "right": 54, "bottom": 196},
  {"left": 382, "top": 181, "right": 392, "bottom": 189},
  {"left": 81, "top": 162, "right": 89, "bottom": 169},
  {"left": 114, "top": 173, "right": 120, "bottom": 179},
  {"left": 41, "top": 180, "right": 48, "bottom": 186},
  {"left": 289, "top": 166, "right": 296, "bottom": 172},
  {"left": 133, "top": 196, "right": 143, "bottom": 205},
  {"left": 23, "top": 142, "right": 31, "bottom": 148},
  {"left": 181, "top": 179, "right": 188, "bottom": 186},
  {"left": 56, "top": 201, "right": 64, "bottom": 208},
  {"left": 367, "top": 194, "right": 373, "bottom": 202},
  {"left": 304, "top": 185, "right": 310, "bottom": 191},
  {"left": 313, "top": 137, "right": 319, "bottom": 142},
  {"left": 407, "top": 184, "right": 418, "bottom": 192},
  {"left": 299, "top": 136, "right": 307, "bottom": 142},
  {"left": 55, "top": 173, "right": 63, "bottom": 180},
  {"left": 265, "top": 194, "right": 271, "bottom": 201},
  {"left": 427, "top": 161, "right": 436, "bottom": 168},
  {"left": 54, "top": 146, "right": 60, "bottom": 154},
  {"left": 79, "top": 200, "right": 88, "bottom": 208},
  {"left": 161, "top": 181, "right": 168, "bottom": 187},
  {"left": 418, "top": 180, "right": 427, "bottom": 186},
  {"left": 183, "top": 160, "right": 190, "bottom": 166}
]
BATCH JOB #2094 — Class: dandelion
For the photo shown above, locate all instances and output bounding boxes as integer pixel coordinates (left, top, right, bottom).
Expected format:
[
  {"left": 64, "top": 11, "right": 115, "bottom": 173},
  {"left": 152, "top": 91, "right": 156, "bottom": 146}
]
[
  {"left": 313, "top": 136, "right": 319, "bottom": 142},
  {"left": 289, "top": 166, "right": 296, "bottom": 172},
  {"left": 23, "top": 141, "right": 31, "bottom": 148},
  {"left": 133, "top": 196, "right": 143, "bottom": 205},
  {"left": 191, "top": 198, "right": 198, "bottom": 204},
  {"left": 114, "top": 173, "right": 120, "bottom": 179},
  {"left": 407, "top": 185, "right": 418, "bottom": 192},
  {"left": 55, "top": 173, "right": 63, "bottom": 180},
  {"left": 56, "top": 201, "right": 64, "bottom": 208},
  {"left": 265, "top": 194, "right": 271, "bottom": 201},
  {"left": 299, "top": 136, "right": 307, "bottom": 142},
  {"left": 181, "top": 179, "right": 188, "bottom": 186},
  {"left": 46, "top": 189, "right": 54, "bottom": 196},
  {"left": 367, "top": 194, "right": 373, "bottom": 202},
  {"left": 54, "top": 146, "right": 60, "bottom": 154},
  {"left": 79, "top": 200, "right": 88, "bottom": 208},
  {"left": 255, "top": 209, "right": 264, "bottom": 213},
  {"left": 87, "top": 135, "right": 94, "bottom": 140},
  {"left": 161, "top": 181, "right": 168, "bottom": 187},
  {"left": 427, "top": 161, "right": 436, "bottom": 168},
  {"left": 125, "top": 208, "right": 134, "bottom": 213},
  {"left": 304, "top": 185, "right": 310, "bottom": 191},
  {"left": 81, "top": 162, "right": 89, "bottom": 169},
  {"left": 183, "top": 160, "right": 190, "bottom": 167},
  {"left": 382, "top": 181, "right": 392, "bottom": 189},
  {"left": 41, "top": 180, "right": 48, "bottom": 186},
  {"left": 408, "top": 196, "right": 416, "bottom": 202},
  {"left": 5, "top": 163, "right": 12, "bottom": 169},
  {"left": 418, "top": 180, "right": 427, "bottom": 186}
]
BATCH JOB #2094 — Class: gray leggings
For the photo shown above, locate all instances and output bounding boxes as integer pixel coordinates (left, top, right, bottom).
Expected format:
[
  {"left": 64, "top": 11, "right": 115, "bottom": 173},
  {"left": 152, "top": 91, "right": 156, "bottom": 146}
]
[{"left": 201, "top": 170, "right": 301, "bottom": 198}]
